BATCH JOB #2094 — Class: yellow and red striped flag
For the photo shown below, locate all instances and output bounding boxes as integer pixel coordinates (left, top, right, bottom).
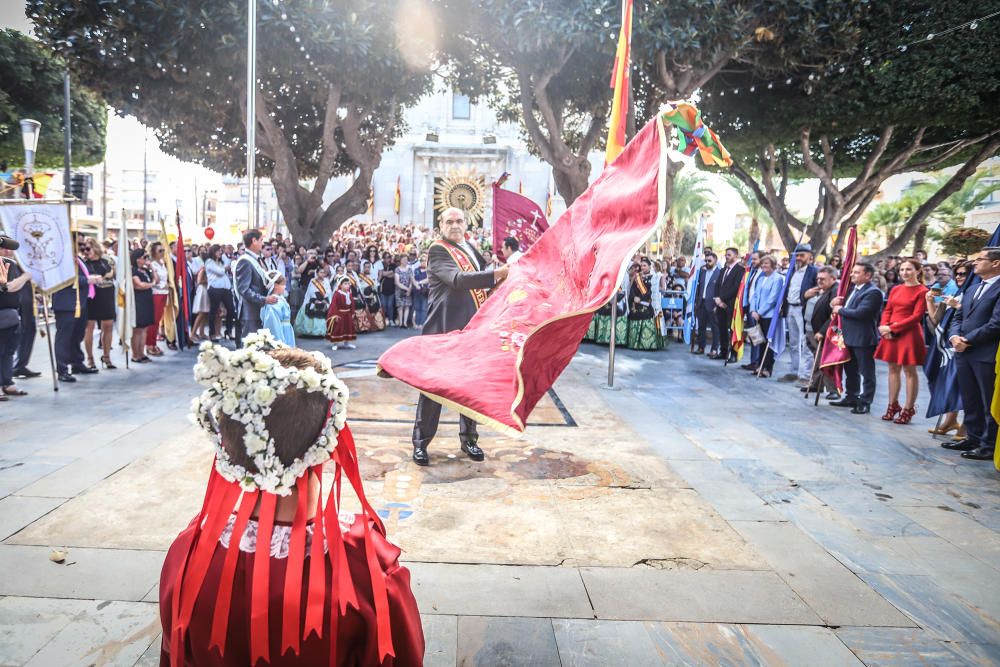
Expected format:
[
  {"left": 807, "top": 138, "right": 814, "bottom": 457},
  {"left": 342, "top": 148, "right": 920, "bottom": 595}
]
[
  {"left": 604, "top": 0, "right": 634, "bottom": 166},
  {"left": 393, "top": 176, "right": 401, "bottom": 215}
]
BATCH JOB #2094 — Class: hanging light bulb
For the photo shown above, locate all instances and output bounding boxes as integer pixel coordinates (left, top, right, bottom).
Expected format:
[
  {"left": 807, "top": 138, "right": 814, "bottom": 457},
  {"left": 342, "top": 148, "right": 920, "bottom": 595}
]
[
  {"left": 863, "top": 58, "right": 871, "bottom": 66},
  {"left": 785, "top": 77, "right": 792, "bottom": 84},
  {"left": 767, "top": 82, "right": 773, "bottom": 89},
  {"left": 898, "top": 45, "right": 907, "bottom": 52},
  {"left": 838, "top": 65, "right": 846, "bottom": 73},
  {"left": 926, "top": 33, "right": 935, "bottom": 40},
  {"left": 970, "top": 21, "right": 979, "bottom": 29},
  {"left": 749, "top": 85, "right": 755, "bottom": 92}
]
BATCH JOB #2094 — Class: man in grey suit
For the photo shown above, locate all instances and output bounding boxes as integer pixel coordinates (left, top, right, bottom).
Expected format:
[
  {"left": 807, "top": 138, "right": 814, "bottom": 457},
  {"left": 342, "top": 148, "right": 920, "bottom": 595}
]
[
  {"left": 234, "top": 230, "right": 275, "bottom": 338},
  {"left": 411, "top": 207, "right": 509, "bottom": 466},
  {"left": 829, "top": 262, "right": 883, "bottom": 414}
]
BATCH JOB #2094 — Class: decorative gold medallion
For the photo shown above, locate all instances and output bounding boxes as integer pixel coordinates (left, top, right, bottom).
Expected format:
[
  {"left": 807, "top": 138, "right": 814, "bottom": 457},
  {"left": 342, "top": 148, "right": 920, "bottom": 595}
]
[{"left": 434, "top": 168, "right": 486, "bottom": 224}]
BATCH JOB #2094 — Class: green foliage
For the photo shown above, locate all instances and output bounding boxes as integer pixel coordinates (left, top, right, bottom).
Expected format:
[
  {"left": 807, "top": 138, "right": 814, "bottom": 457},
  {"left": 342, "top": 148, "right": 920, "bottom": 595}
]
[
  {"left": 702, "top": 1, "right": 1000, "bottom": 177},
  {"left": 670, "top": 172, "right": 715, "bottom": 228},
  {"left": 910, "top": 170, "right": 1000, "bottom": 229},
  {"left": 940, "top": 227, "right": 991, "bottom": 258},
  {"left": 861, "top": 200, "right": 912, "bottom": 241},
  {"left": 26, "top": 0, "right": 432, "bottom": 179},
  {"left": 0, "top": 29, "right": 106, "bottom": 170}
]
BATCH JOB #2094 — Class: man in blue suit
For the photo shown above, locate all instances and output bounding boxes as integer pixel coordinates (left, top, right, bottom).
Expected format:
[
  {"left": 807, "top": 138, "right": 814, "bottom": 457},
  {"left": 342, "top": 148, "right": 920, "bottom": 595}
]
[
  {"left": 51, "top": 245, "right": 100, "bottom": 383},
  {"left": 944, "top": 247, "right": 1000, "bottom": 460},
  {"left": 692, "top": 252, "right": 721, "bottom": 355},
  {"left": 829, "top": 263, "right": 882, "bottom": 414}
]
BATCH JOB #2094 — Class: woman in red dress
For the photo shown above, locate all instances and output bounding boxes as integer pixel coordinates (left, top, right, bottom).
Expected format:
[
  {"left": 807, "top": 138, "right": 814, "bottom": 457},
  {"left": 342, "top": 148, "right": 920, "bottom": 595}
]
[
  {"left": 875, "top": 258, "right": 929, "bottom": 424},
  {"left": 327, "top": 277, "right": 357, "bottom": 350}
]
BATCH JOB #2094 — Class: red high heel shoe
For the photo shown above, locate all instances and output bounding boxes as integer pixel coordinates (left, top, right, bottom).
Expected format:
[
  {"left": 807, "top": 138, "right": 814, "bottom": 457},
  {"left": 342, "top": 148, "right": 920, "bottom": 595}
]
[
  {"left": 881, "top": 402, "right": 902, "bottom": 421},
  {"left": 894, "top": 406, "right": 916, "bottom": 425}
]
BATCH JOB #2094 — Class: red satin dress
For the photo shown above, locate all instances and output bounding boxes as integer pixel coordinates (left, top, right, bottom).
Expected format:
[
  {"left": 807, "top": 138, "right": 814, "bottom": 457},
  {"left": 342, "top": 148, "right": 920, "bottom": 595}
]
[
  {"left": 874, "top": 283, "right": 929, "bottom": 365},
  {"left": 327, "top": 288, "right": 357, "bottom": 344},
  {"left": 158, "top": 514, "right": 425, "bottom": 666}
]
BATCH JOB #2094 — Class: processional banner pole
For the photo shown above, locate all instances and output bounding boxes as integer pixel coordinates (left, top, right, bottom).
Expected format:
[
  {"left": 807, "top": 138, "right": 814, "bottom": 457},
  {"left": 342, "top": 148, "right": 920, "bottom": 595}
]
[{"left": 246, "top": 0, "right": 257, "bottom": 232}]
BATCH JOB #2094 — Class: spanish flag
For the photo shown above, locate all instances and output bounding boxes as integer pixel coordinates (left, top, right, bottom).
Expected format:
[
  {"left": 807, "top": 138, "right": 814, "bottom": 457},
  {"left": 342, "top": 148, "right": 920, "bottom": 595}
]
[
  {"left": 545, "top": 189, "right": 553, "bottom": 217},
  {"left": 604, "top": 0, "right": 633, "bottom": 166},
  {"left": 393, "top": 176, "right": 401, "bottom": 215}
]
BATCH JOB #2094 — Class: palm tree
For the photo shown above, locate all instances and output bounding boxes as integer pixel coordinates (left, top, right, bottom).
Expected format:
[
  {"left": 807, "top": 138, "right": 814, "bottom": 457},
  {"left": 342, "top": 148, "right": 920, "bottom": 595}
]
[
  {"left": 662, "top": 172, "right": 715, "bottom": 256},
  {"left": 861, "top": 200, "right": 910, "bottom": 246},
  {"left": 722, "top": 174, "right": 774, "bottom": 251},
  {"left": 908, "top": 169, "right": 1000, "bottom": 252}
]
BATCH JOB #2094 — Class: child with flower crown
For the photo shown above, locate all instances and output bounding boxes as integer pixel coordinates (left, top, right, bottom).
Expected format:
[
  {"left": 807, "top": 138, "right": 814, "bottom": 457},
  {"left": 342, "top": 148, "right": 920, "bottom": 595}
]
[{"left": 158, "top": 332, "right": 424, "bottom": 665}]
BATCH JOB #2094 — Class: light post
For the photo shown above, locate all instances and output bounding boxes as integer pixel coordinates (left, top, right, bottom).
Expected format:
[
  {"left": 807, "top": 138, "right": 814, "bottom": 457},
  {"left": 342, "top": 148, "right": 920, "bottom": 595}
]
[{"left": 20, "top": 119, "right": 41, "bottom": 198}]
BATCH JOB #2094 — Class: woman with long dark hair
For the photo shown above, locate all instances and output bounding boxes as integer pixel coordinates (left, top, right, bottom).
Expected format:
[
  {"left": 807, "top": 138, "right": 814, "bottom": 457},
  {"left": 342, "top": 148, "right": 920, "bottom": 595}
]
[
  {"left": 205, "top": 244, "right": 236, "bottom": 342},
  {"left": 876, "top": 258, "right": 929, "bottom": 424},
  {"left": 82, "top": 241, "right": 117, "bottom": 369},
  {"left": 130, "top": 248, "right": 155, "bottom": 363}
]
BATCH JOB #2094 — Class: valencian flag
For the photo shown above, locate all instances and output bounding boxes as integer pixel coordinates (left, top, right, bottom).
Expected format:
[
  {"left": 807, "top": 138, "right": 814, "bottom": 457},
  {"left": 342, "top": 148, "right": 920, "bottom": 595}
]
[
  {"left": 378, "top": 107, "right": 732, "bottom": 434},
  {"left": 730, "top": 240, "right": 760, "bottom": 362},
  {"left": 492, "top": 174, "right": 550, "bottom": 263},
  {"left": 158, "top": 216, "right": 181, "bottom": 345},
  {"left": 394, "top": 176, "right": 401, "bottom": 216},
  {"left": 116, "top": 214, "right": 135, "bottom": 363},
  {"left": 683, "top": 217, "right": 706, "bottom": 346},
  {"left": 545, "top": 188, "right": 553, "bottom": 217},
  {"left": 174, "top": 212, "right": 191, "bottom": 349},
  {"left": 819, "top": 226, "right": 859, "bottom": 390},
  {"left": 605, "top": 0, "right": 633, "bottom": 165}
]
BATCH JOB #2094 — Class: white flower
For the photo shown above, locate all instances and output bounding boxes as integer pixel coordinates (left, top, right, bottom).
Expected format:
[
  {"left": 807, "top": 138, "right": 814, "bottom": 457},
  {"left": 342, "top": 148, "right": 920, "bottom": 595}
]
[
  {"left": 253, "top": 384, "right": 277, "bottom": 405},
  {"left": 221, "top": 392, "right": 239, "bottom": 415},
  {"left": 301, "top": 369, "right": 321, "bottom": 390},
  {"left": 245, "top": 433, "right": 267, "bottom": 455}
]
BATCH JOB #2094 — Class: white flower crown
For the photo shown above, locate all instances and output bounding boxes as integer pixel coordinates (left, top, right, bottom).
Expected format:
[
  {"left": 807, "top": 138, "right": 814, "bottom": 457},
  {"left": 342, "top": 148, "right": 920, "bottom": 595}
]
[{"left": 189, "top": 330, "right": 349, "bottom": 495}]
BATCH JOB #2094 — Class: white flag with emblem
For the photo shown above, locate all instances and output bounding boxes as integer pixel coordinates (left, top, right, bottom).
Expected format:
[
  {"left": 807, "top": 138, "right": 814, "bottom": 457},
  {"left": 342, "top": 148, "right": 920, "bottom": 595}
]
[{"left": 0, "top": 203, "right": 75, "bottom": 293}]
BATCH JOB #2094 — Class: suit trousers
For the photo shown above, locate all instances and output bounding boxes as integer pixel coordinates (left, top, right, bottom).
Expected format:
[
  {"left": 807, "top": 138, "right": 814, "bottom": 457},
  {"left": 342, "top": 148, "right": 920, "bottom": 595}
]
[
  {"left": 0, "top": 323, "right": 19, "bottom": 387},
  {"left": 787, "top": 307, "right": 813, "bottom": 379},
  {"left": 412, "top": 393, "right": 478, "bottom": 450},
  {"left": 954, "top": 354, "right": 997, "bottom": 448},
  {"left": 696, "top": 302, "right": 716, "bottom": 350},
  {"left": 208, "top": 287, "right": 236, "bottom": 338},
  {"left": 14, "top": 300, "right": 35, "bottom": 371},
  {"left": 54, "top": 311, "right": 86, "bottom": 373},
  {"left": 844, "top": 345, "right": 876, "bottom": 405},
  {"left": 715, "top": 304, "right": 733, "bottom": 357},
  {"left": 240, "top": 317, "right": 263, "bottom": 339}
]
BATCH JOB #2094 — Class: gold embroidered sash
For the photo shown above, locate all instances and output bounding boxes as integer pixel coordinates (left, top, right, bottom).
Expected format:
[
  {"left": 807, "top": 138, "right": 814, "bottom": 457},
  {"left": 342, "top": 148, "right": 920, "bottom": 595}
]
[{"left": 433, "top": 240, "right": 488, "bottom": 310}]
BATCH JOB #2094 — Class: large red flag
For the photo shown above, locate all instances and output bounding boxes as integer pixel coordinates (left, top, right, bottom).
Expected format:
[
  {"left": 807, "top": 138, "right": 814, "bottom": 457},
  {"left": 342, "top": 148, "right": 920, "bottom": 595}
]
[
  {"left": 819, "top": 226, "right": 858, "bottom": 390},
  {"left": 378, "top": 115, "right": 672, "bottom": 435},
  {"left": 492, "top": 179, "right": 550, "bottom": 263}
]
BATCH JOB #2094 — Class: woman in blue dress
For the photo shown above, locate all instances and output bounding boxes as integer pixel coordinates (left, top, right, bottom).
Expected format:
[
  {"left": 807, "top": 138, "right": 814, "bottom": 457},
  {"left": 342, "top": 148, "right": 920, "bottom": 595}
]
[{"left": 262, "top": 272, "right": 296, "bottom": 347}]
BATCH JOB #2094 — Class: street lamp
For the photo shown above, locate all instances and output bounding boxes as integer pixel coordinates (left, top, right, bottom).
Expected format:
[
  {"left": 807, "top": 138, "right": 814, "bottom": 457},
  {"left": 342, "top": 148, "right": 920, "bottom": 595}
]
[{"left": 20, "top": 119, "right": 41, "bottom": 176}]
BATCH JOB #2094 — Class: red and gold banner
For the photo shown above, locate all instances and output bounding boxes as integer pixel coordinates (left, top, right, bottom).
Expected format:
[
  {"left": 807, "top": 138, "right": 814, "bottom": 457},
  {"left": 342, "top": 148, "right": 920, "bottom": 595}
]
[
  {"left": 378, "top": 115, "right": 672, "bottom": 434},
  {"left": 820, "top": 225, "right": 858, "bottom": 389},
  {"left": 492, "top": 183, "right": 549, "bottom": 263}
]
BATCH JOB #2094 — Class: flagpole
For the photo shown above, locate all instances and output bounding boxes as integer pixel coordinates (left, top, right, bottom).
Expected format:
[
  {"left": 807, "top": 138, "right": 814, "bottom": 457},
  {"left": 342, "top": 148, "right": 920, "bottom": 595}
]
[
  {"left": 805, "top": 338, "right": 823, "bottom": 401},
  {"left": 245, "top": 0, "right": 257, "bottom": 232},
  {"left": 40, "top": 291, "right": 59, "bottom": 392},
  {"left": 608, "top": 298, "right": 618, "bottom": 388}
]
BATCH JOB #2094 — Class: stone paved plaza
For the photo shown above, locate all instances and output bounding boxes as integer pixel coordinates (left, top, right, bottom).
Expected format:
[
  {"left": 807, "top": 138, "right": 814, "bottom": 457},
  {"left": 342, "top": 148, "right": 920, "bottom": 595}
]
[{"left": 1, "top": 328, "right": 999, "bottom": 666}]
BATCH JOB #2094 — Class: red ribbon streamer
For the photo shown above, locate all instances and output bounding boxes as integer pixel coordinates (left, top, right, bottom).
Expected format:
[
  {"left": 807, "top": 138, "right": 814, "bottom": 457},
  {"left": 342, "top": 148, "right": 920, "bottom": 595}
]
[
  {"left": 209, "top": 489, "right": 259, "bottom": 653},
  {"left": 250, "top": 493, "right": 277, "bottom": 665}
]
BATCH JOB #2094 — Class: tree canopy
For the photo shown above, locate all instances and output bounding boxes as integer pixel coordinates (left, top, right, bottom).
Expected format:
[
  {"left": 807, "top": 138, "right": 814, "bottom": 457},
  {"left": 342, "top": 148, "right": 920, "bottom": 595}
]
[
  {"left": 27, "top": 0, "right": 435, "bottom": 244},
  {"left": 0, "top": 29, "right": 106, "bottom": 171},
  {"left": 704, "top": 0, "right": 1000, "bottom": 256}
]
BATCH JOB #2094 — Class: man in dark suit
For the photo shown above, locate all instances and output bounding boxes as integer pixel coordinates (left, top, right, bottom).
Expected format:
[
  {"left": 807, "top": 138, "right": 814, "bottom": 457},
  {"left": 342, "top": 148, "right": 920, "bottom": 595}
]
[
  {"left": 829, "top": 262, "right": 882, "bottom": 414},
  {"left": 943, "top": 247, "right": 1000, "bottom": 460},
  {"left": 692, "top": 252, "right": 720, "bottom": 355},
  {"left": 711, "top": 247, "right": 746, "bottom": 361},
  {"left": 411, "top": 207, "right": 508, "bottom": 466},
  {"left": 11, "top": 253, "right": 40, "bottom": 379},
  {"left": 51, "top": 243, "right": 100, "bottom": 383},
  {"left": 233, "top": 230, "right": 275, "bottom": 338}
]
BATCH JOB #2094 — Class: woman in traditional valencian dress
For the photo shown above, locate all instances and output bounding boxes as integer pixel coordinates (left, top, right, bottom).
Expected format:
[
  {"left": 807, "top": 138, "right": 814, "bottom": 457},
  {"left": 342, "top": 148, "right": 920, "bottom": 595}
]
[
  {"left": 358, "top": 261, "right": 386, "bottom": 331},
  {"left": 875, "top": 257, "right": 929, "bottom": 425},
  {"left": 293, "top": 266, "right": 331, "bottom": 337},
  {"left": 327, "top": 276, "right": 357, "bottom": 350},
  {"left": 593, "top": 279, "right": 628, "bottom": 345},
  {"left": 626, "top": 259, "right": 663, "bottom": 350}
]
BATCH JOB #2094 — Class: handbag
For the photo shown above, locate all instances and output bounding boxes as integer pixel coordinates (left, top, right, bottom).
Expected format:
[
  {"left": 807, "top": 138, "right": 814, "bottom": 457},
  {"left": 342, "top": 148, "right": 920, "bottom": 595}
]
[
  {"left": 0, "top": 308, "right": 20, "bottom": 329},
  {"left": 745, "top": 323, "right": 766, "bottom": 345}
]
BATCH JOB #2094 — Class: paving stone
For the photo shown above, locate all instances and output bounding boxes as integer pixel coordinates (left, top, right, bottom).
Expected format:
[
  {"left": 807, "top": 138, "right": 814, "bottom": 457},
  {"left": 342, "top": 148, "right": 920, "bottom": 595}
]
[
  {"left": 856, "top": 572, "right": 1000, "bottom": 645},
  {"left": 422, "top": 615, "right": 458, "bottom": 667},
  {"left": 131, "top": 634, "right": 161, "bottom": 667},
  {"left": 0, "top": 495, "right": 65, "bottom": 541},
  {"left": 552, "top": 619, "right": 664, "bottom": 667},
  {"left": 0, "top": 545, "right": 164, "bottom": 601},
  {"left": 895, "top": 504, "right": 1000, "bottom": 569},
  {"left": 668, "top": 460, "right": 783, "bottom": 521},
  {"left": 731, "top": 521, "right": 914, "bottom": 627},
  {"left": 457, "top": 616, "right": 560, "bottom": 667},
  {"left": 23, "top": 600, "right": 159, "bottom": 667},
  {"left": 798, "top": 480, "right": 935, "bottom": 538},
  {"left": 742, "top": 625, "right": 865, "bottom": 666},
  {"left": 835, "top": 627, "right": 1000, "bottom": 666},
  {"left": 0, "top": 597, "right": 92, "bottom": 665},
  {"left": 580, "top": 567, "right": 821, "bottom": 624},
  {"left": 409, "top": 563, "right": 593, "bottom": 618}
]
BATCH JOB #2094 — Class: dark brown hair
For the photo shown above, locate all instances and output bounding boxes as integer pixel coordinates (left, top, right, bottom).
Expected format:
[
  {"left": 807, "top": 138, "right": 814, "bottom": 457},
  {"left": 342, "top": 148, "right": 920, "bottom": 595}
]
[{"left": 219, "top": 348, "right": 332, "bottom": 473}]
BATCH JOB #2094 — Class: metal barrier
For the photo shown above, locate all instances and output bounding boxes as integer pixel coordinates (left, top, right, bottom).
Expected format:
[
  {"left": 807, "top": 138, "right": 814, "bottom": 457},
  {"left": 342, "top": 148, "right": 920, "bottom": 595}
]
[{"left": 660, "top": 290, "right": 687, "bottom": 332}]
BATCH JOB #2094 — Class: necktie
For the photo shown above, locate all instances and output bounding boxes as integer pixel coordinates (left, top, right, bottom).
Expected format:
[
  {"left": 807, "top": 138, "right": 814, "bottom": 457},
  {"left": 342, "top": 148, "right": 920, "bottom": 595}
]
[
  {"left": 974, "top": 281, "right": 990, "bottom": 303},
  {"left": 845, "top": 285, "right": 860, "bottom": 308}
]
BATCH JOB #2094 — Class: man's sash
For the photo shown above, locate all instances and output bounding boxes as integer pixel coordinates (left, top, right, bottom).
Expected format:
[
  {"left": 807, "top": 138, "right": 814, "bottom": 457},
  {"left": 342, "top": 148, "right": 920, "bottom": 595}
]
[
  {"left": 432, "top": 240, "right": 488, "bottom": 310},
  {"left": 231, "top": 253, "right": 269, "bottom": 305}
]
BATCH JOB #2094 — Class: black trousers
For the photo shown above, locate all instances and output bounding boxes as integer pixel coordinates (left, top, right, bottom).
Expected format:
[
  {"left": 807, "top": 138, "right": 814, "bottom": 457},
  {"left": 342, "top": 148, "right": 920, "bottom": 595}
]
[
  {"left": 844, "top": 345, "right": 876, "bottom": 405},
  {"left": 412, "top": 394, "right": 478, "bottom": 450},
  {"left": 14, "top": 299, "right": 35, "bottom": 371},
  {"left": 715, "top": 304, "right": 733, "bottom": 357},
  {"left": 955, "top": 354, "right": 997, "bottom": 448},
  {"left": 54, "top": 310, "right": 86, "bottom": 373},
  {"left": 208, "top": 287, "right": 236, "bottom": 338},
  {"left": 696, "top": 302, "right": 716, "bottom": 350}
]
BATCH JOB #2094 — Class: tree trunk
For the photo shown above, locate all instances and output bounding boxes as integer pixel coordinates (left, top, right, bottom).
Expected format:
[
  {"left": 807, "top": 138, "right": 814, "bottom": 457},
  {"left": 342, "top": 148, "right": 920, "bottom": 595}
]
[
  {"left": 663, "top": 216, "right": 677, "bottom": 256},
  {"left": 913, "top": 222, "right": 928, "bottom": 255},
  {"left": 551, "top": 155, "right": 592, "bottom": 207}
]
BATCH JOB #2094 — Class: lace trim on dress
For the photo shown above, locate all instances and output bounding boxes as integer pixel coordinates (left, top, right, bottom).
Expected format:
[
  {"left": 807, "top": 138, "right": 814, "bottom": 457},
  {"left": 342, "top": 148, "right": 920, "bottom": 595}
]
[{"left": 218, "top": 511, "right": 356, "bottom": 558}]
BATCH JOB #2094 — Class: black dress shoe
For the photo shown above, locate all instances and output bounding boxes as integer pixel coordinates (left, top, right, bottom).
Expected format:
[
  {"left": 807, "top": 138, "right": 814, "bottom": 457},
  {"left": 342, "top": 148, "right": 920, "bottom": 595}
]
[
  {"left": 71, "top": 365, "right": 98, "bottom": 375},
  {"left": 691, "top": 347, "right": 704, "bottom": 355},
  {"left": 942, "top": 439, "right": 978, "bottom": 451},
  {"left": 851, "top": 403, "right": 871, "bottom": 414},
  {"left": 961, "top": 447, "right": 995, "bottom": 460},
  {"left": 829, "top": 398, "right": 857, "bottom": 408},
  {"left": 13, "top": 368, "right": 41, "bottom": 379},
  {"left": 825, "top": 392, "right": 841, "bottom": 400},
  {"left": 460, "top": 440, "right": 485, "bottom": 461},
  {"left": 707, "top": 351, "right": 721, "bottom": 359},
  {"left": 740, "top": 363, "right": 755, "bottom": 370},
  {"left": 412, "top": 447, "right": 429, "bottom": 466},
  {"left": 57, "top": 372, "right": 76, "bottom": 383}
]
